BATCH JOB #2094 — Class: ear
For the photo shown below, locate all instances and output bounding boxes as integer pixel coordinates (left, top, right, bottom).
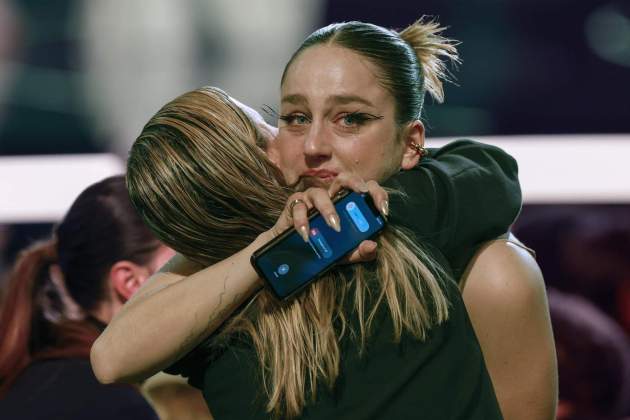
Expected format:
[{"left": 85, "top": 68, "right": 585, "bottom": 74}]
[
  {"left": 400, "top": 120, "right": 425, "bottom": 170},
  {"left": 109, "top": 261, "right": 149, "bottom": 302}
]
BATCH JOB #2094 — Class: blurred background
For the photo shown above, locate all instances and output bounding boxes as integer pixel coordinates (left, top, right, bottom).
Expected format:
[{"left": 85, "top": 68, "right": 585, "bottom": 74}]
[{"left": 1, "top": 0, "right": 629, "bottom": 419}]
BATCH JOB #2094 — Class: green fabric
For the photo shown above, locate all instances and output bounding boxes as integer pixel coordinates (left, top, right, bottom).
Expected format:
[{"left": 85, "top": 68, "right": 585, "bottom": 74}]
[
  {"left": 384, "top": 139, "right": 521, "bottom": 279},
  {"left": 167, "top": 139, "right": 521, "bottom": 419}
]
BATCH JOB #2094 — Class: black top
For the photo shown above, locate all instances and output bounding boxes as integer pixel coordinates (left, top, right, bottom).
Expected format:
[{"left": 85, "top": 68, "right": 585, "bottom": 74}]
[
  {"left": 167, "top": 140, "right": 521, "bottom": 419},
  {"left": 0, "top": 359, "right": 158, "bottom": 420}
]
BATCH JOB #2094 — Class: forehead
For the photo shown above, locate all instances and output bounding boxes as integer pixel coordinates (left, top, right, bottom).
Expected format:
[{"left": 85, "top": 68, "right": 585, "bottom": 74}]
[{"left": 282, "top": 45, "right": 392, "bottom": 108}]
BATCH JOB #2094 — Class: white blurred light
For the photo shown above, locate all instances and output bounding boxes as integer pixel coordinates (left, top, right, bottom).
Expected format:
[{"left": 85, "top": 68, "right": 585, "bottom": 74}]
[
  {"left": 2, "top": 136, "right": 629, "bottom": 225},
  {"left": 0, "top": 154, "right": 124, "bottom": 223}
]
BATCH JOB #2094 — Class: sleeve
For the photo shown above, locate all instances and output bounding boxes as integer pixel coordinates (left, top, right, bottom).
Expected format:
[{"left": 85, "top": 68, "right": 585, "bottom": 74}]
[
  {"left": 383, "top": 139, "right": 522, "bottom": 279},
  {"left": 163, "top": 339, "right": 221, "bottom": 389}
]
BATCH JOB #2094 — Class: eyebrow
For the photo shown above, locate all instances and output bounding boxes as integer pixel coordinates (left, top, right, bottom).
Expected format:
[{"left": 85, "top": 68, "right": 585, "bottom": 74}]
[
  {"left": 281, "top": 93, "right": 376, "bottom": 108},
  {"left": 281, "top": 94, "right": 307, "bottom": 105},
  {"left": 327, "top": 94, "right": 375, "bottom": 107}
]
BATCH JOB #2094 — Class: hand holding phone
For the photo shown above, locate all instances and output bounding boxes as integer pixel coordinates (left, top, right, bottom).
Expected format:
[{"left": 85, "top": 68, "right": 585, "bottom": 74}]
[
  {"left": 251, "top": 191, "right": 386, "bottom": 300},
  {"left": 280, "top": 176, "right": 389, "bottom": 264}
]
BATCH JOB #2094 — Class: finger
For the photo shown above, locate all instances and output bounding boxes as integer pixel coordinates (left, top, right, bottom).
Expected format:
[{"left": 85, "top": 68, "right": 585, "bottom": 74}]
[
  {"left": 366, "top": 180, "right": 389, "bottom": 217},
  {"left": 305, "top": 188, "right": 340, "bottom": 232},
  {"left": 290, "top": 197, "right": 311, "bottom": 242},
  {"left": 273, "top": 200, "right": 297, "bottom": 236},
  {"left": 328, "top": 172, "right": 369, "bottom": 198},
  {"left": 343, "top": 240, "right": 378, "bottom": 264}
]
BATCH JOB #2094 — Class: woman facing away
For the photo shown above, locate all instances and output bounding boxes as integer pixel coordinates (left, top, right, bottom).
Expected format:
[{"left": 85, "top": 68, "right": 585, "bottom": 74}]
[
  {"left": 0, "top": 176, "right": 173, "bottom": 419},
  {"left": 92, "top": 18, "right": 556, "bottom": 419}
]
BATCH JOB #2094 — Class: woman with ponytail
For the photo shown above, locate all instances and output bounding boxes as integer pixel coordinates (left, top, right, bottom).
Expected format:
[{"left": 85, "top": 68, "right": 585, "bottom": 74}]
[
  {"left": 94, "top": 17, "right": 554, "bottom": 419},
  {"left": 0, "top": 176, "right": 173, "bottom": 419},
  {"left": 271, "top": 18, "right": 557, "bottom": 419}
]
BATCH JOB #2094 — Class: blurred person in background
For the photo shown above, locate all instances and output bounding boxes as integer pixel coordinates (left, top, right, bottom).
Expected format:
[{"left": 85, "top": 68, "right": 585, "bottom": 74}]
[
  {"left": 549, "top": 289, "right": 630, "bottom": 420},
  {"left": 514, "top": 208, "right": 630, "bottom": 337},
  {"left": 0, "top": 175, "right": 174, "bottom": 419}
]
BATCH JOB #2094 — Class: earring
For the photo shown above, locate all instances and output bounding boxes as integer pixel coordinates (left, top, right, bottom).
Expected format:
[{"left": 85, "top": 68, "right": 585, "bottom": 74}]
[{"left": 410, "top": 143, "right": 428, "bottom": 157}]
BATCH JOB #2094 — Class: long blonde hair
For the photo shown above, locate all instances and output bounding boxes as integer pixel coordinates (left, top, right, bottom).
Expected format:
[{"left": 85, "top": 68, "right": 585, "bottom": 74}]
[{"left": 128, "top": 85, "right": 451, "bottom": 418}]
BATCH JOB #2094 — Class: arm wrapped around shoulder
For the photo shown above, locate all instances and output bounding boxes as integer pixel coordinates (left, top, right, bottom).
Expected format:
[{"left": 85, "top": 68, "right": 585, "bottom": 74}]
[{"left": 384, "top": 139, "right": 522, "bottom": 278}]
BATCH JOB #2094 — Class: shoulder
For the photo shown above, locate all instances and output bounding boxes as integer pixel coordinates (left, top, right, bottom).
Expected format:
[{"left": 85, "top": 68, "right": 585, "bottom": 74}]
[{"left": 462, "top": 237, "right": 544, "bottom": 304}]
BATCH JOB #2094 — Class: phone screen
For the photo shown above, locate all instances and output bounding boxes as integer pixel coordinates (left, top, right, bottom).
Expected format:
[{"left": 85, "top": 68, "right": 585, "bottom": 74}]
[{"left": 251, "top": 191, "right": 386, "bottom": 300}]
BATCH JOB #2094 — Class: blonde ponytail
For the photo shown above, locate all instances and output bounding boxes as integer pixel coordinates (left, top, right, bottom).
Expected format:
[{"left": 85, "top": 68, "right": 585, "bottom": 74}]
[{"left": 399, "top": 17, "right": 460, "bottom": 103}]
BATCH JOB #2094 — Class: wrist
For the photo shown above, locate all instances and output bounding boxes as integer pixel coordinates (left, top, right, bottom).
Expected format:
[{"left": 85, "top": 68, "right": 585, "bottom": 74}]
[
  {"left": 249, "top": 232, "right": 275, "bottom": 289},
  {"left": 257, "top": 229, "right": 277, "bottom": 244}
]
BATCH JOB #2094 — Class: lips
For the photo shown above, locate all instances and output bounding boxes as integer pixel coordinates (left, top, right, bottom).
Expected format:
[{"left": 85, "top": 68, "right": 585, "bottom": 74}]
[
  {"left": 299, "top": 170, "right": 338, "bottom": 188},
  {"left": 302, "top": 169, "right": 338, "bottom": 180}
]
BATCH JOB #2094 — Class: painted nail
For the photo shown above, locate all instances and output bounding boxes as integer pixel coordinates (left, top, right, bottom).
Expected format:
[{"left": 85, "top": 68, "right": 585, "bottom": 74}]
[
  {"left": 381, "top": 200, "right": 389, "bottom": 216},
  {"left": 299, "top": 225, "right": 310, "bottom": 242},
  {"left": 328, "top": 214, "right": 341, "bottom": 232}
]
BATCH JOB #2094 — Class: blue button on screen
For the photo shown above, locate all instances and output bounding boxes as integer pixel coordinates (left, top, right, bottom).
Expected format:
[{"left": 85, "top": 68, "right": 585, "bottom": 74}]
[
  {"left": 277, "top": 264, "right": 290, "bottom": 275},
  {"left": 345, "top": 201, "right": 370, "bottom": 232}
]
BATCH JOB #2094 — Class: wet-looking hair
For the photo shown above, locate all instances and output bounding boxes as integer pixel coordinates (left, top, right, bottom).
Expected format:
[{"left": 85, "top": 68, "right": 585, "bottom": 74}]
[
  {"left": 0, "top": 176, "right": 161, "bottom": 396},
  {"left": 127, "top": 85, "right": 451, "bottom": 418},
  {"left": 281, "top": 18, "right": 459, "bottom": 125}
]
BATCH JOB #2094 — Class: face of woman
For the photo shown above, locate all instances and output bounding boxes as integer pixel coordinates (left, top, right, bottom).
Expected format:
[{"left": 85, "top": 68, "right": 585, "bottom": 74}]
[{"left": 274, "top": 44, "right": 419, "bottom": 187}]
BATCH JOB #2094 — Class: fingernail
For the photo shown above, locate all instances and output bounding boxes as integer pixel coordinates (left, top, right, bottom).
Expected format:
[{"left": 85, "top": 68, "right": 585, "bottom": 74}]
[
  {"left": 381, "top": 200, "right": 389, "bottom": 216},
  {"left": 328, "top": 214, "right": 341, "bottom": 232},
  {"left": 299, "top": 225, "right": 310, "bottom": 242},
  {"left": 360, "top": 183, "right": 369, "bottom": 192}
]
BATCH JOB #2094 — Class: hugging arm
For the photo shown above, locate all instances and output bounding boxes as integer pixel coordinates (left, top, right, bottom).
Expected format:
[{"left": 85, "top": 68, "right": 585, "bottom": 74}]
[
  {"left": 384, "top": 139, "right": 522, "bottom": 276},
  {"left": 91, "top": 182, "right": 383, "bottom": 385},
  {"left": 90, "top": 235, "right": 271, "bottom": 384}
]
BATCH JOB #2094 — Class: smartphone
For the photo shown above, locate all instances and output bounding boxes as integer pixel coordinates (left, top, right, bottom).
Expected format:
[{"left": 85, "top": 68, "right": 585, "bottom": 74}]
[{"left": 251, "top": 191, "right": 386, "bottom": 300}]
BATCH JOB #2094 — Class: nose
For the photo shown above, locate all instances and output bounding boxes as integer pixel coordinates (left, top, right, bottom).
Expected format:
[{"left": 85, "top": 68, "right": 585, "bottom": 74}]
[{"left": 303, "top": 121, "right": 332, "bottom": 166}]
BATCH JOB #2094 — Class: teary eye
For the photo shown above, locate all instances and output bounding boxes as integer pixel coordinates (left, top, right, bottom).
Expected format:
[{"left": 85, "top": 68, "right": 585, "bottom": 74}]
[
  {"left": 279, "top": 113, "right": 312, "bottom": 126},
  {"left": 337, "top": 112, "right": 383, "bottom": 127}
]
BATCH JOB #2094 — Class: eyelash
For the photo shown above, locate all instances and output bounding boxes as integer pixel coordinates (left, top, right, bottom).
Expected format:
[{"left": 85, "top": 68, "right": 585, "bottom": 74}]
[
  {"left": 337, "top": 112, "right": 383, "bottom": 126},
  {"left": 278, "top": 112, "right": 383, "bottom": 127},
  {"left": 278, "top": 113, "right": 311, "bottom": 125}
]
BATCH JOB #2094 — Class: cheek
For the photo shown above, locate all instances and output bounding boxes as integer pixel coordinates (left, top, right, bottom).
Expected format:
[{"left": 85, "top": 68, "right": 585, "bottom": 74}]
[
  {"left": 274, "top": 133, "right": 304, "bottom": 180},
  {"left": 336, "top": 137, "right": 390, "bottom": 180}
]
